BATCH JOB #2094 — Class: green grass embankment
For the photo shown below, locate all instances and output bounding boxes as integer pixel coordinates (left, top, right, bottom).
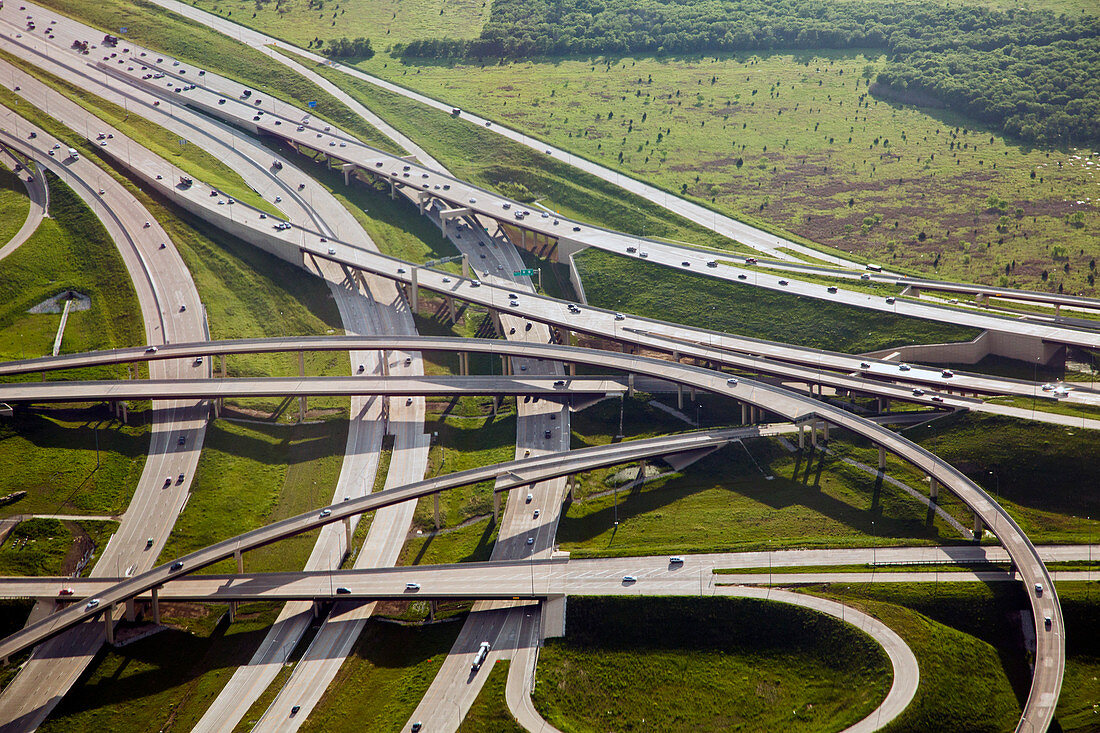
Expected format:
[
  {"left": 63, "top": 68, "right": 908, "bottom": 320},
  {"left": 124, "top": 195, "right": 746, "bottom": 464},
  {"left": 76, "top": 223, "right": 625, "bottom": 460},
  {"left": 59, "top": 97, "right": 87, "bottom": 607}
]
[
  {"left": 157, "top": 419, "right": 347, "bottom": 574},
  {"left": 0, "top": 517, "right": 116, "bottom": 576},
  {"left": 575, "top": 249, "right": 981, "bottom": 353},
  {"left": 457, "top": 661, "right": 524, "bottom": 732},
  {"left": 0, "top": 163, "right": 31, "bottom": 246},
  {"left": 532, "top": 596, "right": 890, "bottom": 733},
  {"left": 298, "top": 617, "right": 464, "bottom": 732}
]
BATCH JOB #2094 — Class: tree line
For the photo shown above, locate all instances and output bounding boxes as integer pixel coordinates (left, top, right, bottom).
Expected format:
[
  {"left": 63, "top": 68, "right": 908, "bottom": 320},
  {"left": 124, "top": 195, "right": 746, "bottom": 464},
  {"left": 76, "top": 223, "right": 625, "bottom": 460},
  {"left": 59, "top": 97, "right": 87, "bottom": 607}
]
[{"left": 395, "top": 0, "right": 1100, "bottom": 146}]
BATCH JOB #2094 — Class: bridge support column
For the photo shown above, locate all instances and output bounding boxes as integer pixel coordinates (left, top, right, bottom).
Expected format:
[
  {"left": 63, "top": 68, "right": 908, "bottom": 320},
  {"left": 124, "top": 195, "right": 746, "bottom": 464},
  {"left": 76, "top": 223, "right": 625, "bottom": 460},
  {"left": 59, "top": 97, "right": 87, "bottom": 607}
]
[
  {"left": 228, "top": 602, "right": 237, "bottom": 623},
  {"left": 569, "top": 362, "right": 576, "bottom": 377},
  {"left": 447, "top": 295, "right": 456, "bottom": 323},
  {"left": 677, "top": 383, "right": 684, "bottom": 410},
  {"left": 878, "top": 446, "right": 886, "bottom": 470},
  {"left": 690, "top": 386, "right": 697, "bottom": 401},
  {"left": 973, "top": 513, "right": 984, "bottom": 538},
  {"left": 434, "top": 491, "right": 441, "bottom": 529},
  {"left": 798, "top": 423, "right": 805, "bottom": 449},
  {"left": 459, "top": 352, "right": 469, "bottom": 376},
  {"left": 628, "top": 373, "right": 635, "bottom": 398},
  {"left": 542, "top": 594, "right": 567, "bottom": 639},
  {"left": 151, "top": 587, "right": 160, "bottom": 625},
  {"left": 389, "top": 179, "right": 397, "bottom": 199},
  {"left": 521, "top": 228, "right": 527, "bottom": 250},
  {"left": 929, "top": 477, "right": 939, "bottom": 502},
  {"left": 741, "top": 403, "right": 748, "bottom": 425},
  {"left": 119, "top": 401, "right": 128, "bottom": 424},
  {"left": 811, "top": 423, "right": 818, "bottom": 449},
  {"left": 105, "top": 606, "right": 115, "bottom": 644},
  {"left": 672, "top": 350, "right": 680, "bottom": 363},
  {"left": 342, "top": 163, "right": 355, "bottom": 186},
  {"left": 822, "top": 422, "right": 830, "bottom": 442},
  {"left": 501, "top": 355, "right": 511, "bottom": 376},
  {"left": 221, "top": 355, "right": 228, "bottom": 378},
  {"left": 235, "top": 549, "right": 244, "bottom": 574},
  {"left": 344, "top": 516, "right": 353, "bottom": 553},
  {"left": 125, "top": 598, "right": 136, "bottom": 623},
  {"left": 461, "top": 253, "right": 469, "bottom": 279},
  {"left": 298, "top": 351, "right": 307, "bottom": 422},
  {"left": 410, "top": 268, "right": 419, "bottom": 313},
  {"left": 1054, "top": 303, "right": 1062, "bottom": 320}
]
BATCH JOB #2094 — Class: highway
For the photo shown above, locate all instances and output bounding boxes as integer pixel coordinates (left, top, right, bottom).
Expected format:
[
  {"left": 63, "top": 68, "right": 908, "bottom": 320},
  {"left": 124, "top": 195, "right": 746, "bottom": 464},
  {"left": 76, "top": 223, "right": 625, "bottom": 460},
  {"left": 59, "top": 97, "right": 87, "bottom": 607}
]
[
  {"left": 0, "top": 113, "right": 208, "bottom": 730},
  {"left": 0, "top": 375, "right": 628, "bottom": 402},
  {"left": 0, "top": 141, "right": 45, "bottom": 261},
  {"left": 0, "top": 336, "right": 1067, "bottom": 733}
]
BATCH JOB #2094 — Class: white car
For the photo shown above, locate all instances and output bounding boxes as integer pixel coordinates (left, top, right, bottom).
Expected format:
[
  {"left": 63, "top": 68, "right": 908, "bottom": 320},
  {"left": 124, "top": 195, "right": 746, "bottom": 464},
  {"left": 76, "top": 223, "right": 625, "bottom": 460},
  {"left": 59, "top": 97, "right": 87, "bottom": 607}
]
[
  {"left": 622, "top": 575, "right": 637, "bottom": 583},
  {"left": 525, "top": 493, "right": 533, "bottom": 504},
  {"left": 405, "top": 582, "right": 421, "bottom": 591}
]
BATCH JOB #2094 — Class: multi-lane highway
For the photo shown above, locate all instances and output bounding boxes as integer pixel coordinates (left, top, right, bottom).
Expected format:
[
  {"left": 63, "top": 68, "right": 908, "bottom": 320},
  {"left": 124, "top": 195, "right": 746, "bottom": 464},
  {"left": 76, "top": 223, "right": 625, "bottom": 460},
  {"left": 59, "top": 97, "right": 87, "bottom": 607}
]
[{"left": 0, "top": 335, "right": 1067, "bottom": 733}]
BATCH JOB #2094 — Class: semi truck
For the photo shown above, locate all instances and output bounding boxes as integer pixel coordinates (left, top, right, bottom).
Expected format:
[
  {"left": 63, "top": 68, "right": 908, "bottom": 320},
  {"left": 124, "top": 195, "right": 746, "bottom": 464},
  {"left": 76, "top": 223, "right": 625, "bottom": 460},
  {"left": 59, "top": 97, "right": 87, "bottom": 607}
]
[{"left": 471, "top": 641, "right": 491, "bottom": 670}]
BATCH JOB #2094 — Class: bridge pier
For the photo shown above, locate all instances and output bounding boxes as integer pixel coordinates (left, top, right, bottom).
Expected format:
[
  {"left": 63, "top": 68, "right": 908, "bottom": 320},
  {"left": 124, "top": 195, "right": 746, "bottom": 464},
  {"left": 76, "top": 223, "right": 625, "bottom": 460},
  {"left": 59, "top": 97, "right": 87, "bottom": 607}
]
[
  {"left": 410, "top": 267, "right": 419, "bottom": 312},
  {"left": 741, "top": 403, "right": 749, "bottom": 425},
  {"left": 104, "top": 606, "right": 115, "bottom": 644},
  {"left": 569, "top": 362, "right": 576, "bottom": 377},
  {"left": 151, "top": 586, "right": 160, "bottom": 625},
  {"left": 345, "top": 516, "right": 353, "bottom": 553},
  {"left": 458, "top": 351, "right": 469, "bottom": 376},
  {"left": 973, "top": 513, "right": 984, "bottom": 538},
  {"left": 221, "top": 355, "right": 228, "bottom": 378},
  {"left": 929, "top": 477, "right": 939, "bottom": 502},
  {"left": 461, "top": 253, "right": 470, "bottom": 279},
  {"left": 125, "top": 598, "right": 136, "bottom": 623},
  {"left": 822, "top": 422, "right": 830, "bottom": 442},
  {"left": 493, "top": 491, "right": 500, "bottom": 524},
  {"left": 627, "top": 373, "right": 635, "bottom": 398},
  {"left": 235, "top": 549, "right": 244, "bottom": 574},
  {"left": 811, "top": 422, "right": 818, "bottom": 449},
  {"left": 434, "top": 491, "right": 441, "bottom": 529},
  {"left": 341, "top": 163, "right": 356, "bottom": 186},
  {"left": 878, "top": 446, "right": 887, "bottom": 470},
  {"left": 389, "top": 178, "right": 397, "bottom": 199},
  {"left": 447, "top": 295, "right": 456, "bottom": 323},
  {"left": 677, "top": 383, "right": 683, "bottom": 410}
]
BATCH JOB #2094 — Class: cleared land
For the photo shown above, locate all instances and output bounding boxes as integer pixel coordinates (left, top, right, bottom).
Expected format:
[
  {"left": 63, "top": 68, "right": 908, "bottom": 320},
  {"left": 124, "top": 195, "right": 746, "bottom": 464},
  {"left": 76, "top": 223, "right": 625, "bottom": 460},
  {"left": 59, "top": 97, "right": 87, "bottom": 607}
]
[{"left": 532, "top": 596, "right": 891, "bottom": 733}]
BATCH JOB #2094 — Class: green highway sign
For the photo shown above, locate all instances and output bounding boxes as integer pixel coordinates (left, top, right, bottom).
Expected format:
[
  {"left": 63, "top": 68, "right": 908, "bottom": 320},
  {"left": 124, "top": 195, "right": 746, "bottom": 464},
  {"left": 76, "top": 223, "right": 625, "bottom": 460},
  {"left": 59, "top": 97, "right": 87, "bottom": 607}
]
[{"left": 514, "top": 269, "right": 537, "bottom": 276}]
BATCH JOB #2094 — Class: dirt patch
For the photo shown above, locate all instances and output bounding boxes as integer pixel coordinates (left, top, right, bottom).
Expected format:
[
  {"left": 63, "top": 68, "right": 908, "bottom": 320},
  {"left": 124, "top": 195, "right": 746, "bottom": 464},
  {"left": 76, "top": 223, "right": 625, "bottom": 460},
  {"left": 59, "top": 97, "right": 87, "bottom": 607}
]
[{"left": 60, "top": 520, "right": 95, "bottom": 576}]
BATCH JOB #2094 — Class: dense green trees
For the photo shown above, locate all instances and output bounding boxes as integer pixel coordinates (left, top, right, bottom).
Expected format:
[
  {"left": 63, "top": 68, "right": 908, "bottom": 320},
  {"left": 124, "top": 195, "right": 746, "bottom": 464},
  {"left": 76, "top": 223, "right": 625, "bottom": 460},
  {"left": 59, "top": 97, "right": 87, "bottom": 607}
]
[
  {"left": 324, "top": 36, "right": 374, "bottom": 59},
  {"left": 396, "top": 0, "right": 1100, "bottom": 146}
]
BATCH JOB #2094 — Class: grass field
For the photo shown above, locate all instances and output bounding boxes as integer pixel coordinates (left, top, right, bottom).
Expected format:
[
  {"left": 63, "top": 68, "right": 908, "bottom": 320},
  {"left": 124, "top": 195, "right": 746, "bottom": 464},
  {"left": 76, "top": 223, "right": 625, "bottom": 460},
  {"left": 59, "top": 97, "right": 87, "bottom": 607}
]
[
  {"left": 157, "top": 419, "right": 347, "bottom": 574},
  {"left": 532, "top": 596, "right": 891, "bottom": 733},
  {"left": 0, "top": 170, "right": 143, "bottom": 367},
  {"left": 344, "top": 50, "right": 1098, "bottom": 294},
  {"left": 1052, "top": 581, "right": 1100, "bottom": 731},
  {"left": 803, "top": 582, "right": 1026, "bottom": 732},
  {"left": 0, "top": 163, "right": 31, "bottom": 247},
  {"left": 456, "top": 660, "right": 523, "bottom": 732},
  {"left": 297, "top": 616, "right": 463, "bottom": 732},
  {"left": 576, "top": 249, "right": 980, "bottom": 353},
  {"left": 0, "top": 517, "right": 116, "bottom": 576},
  {"left": 556, "top": 439, "right": 974, "bottom": 559},
  {"left": 38, "top": 601, "right": 286, "bottom": 733}
]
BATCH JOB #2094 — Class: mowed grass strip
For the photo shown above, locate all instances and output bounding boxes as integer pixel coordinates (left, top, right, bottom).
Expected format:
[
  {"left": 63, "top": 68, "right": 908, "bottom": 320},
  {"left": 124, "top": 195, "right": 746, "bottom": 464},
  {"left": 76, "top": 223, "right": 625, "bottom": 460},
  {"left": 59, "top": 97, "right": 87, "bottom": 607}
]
[
  {"left": 157, "top": 418, "right": 347, "bottom": 575},
  {"left": 456, "top": 660, "right": 524, "bottom": 732},
  {"left": 532, "top": 596, "right": 891, "bottom": 733},
  {"left": 297, "top": 616, "right": 463, "bottom": 732},
  {"left": 575, "top": 248, "right": 980, "bottom": 353}
]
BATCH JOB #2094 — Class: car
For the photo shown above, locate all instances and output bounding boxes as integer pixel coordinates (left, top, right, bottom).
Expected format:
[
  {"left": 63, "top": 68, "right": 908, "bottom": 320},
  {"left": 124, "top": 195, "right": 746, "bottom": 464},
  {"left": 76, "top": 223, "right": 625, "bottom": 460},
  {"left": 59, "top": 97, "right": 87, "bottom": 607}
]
[
  {"left": 1041, "top": 383, "right": 1055, "bottom": 391},
  {"left": 509, "top": 327, "right": 516, "bottom": 335},
  {"left": 406, "top": 398, "right": 413, "bottom": 406},
  {"left": 411, "top": 723, "right": 423, "bottom": 732},
  {"left": 885, "top": 296, "right": 896, "bottom": 304},
  {"left": 178, "top": 435, "right": 186, "bottom": 446},
  {"left": 707, "top": 260, "right": 718, "bottom": 268},
  {"left": 59, "top": 588, "right": 74, "bottom": 596},
  {"left": 1035, "top": 583, "right": 1043, "bottom": 596},
  {"left": 827, "top": 286, "right": 838, "bottom": 293},
  {"left": 573, "top": 226, "right": 581, "bottom": 232},
  {"left": 727, "top": 377, "right": 738, "bottom": 386},
  {"left": 469, "top": 198, "right": 477, "bottom": 204},
  {"left": 737, "top": 273, "right": 747, "bottom": 280},
  {"left": 931, "top": 395, "right": 944, "bottom": 402},
  {"left": 626, "top": 246, "right": 637, "bottom": 253},
  {"left": 639, "top": 251, "right": 648, "bottom": 258},
  {"left": 328, "top": 248, "right": 336, "bottom": 255},
  {"left": 502, "top": 202, "right": 511, "bottom": 209},
  {"left": 898, "top": 363, "right": 911, "bottom": 371},
  {"left": 291, "top": 705, "right": 301, "bottom": 716},
  {"left": 860, "top": 273, "right": 871, "bottom": 280},
  {"left": 170, "top": 561, "right": 184, "bottom": 571},
  {"left": 614, "top": 312, "right": 626, "bottom": 321},
  {"left": 525, "top": 322, "right": 533, "bottom": 331},
  {"left": 526, "top": 493, "right": 533, "bottom": 504},
  {"left": 533, "top": 509, "right": 540, "bottom": 518},
  {"left": 179, "top": 304, "right": 186, "bottom": 312},
  {"left": 544, "top": 430, "right": 552, "bottom": 439},
  {"left": 177, "top": 473, "right": 185, "bottom": 484},
  {"left": 146, "top": 538, "right": 154, "bottom": 549},
  {"left": 622, "top": 575, "right": 637, "bottom": 583},
  {"left": 941, "top": 369, "right": 954, "bottom": 378},
  {"left": 1045, "top": 615, "right": 1052, "bottom": 630},
  {"left": 146, "top": 346, "right": 158, "bottom": 353},
  {"left": 259, "top": 213, "right": 267, "bottom": 219},
  {"left": 336, "top": 586, "right": 352, "bottom": 595},
  {"left": 320, "top": 509, "right": 332, "bottom": 518},
  {"left": 404, "top": 357, "right": 412, "bottom": 366},
  {"left": 442, "top": 277, "right": 452, "bottom": 283},
  {"left": 358, "top": 364, "right": 365, "bottom": 373},
  {"left": 397, "top": 267, "right": 407, "bottom": 274},
  {"left": 164, "top": 476, "right": 173, "bottom": 487},
  {"left": 405, "top": 582, "right": 421, "bottom": 591},
  {"left": 194, "top": 356, "right": 203, "bottom": 366},
  {"left": 778, "top": 279, "right": 789, "bottom": 286},
  {"left": 526, "top": 536, "right": 534, "bottom": 545},
  {"left": 682, "top": 261, "right": 691, "bottom": 267},
  {"left": 519, "top": 364, "right": 527, "bottom": 371},
  {"left": 85, "top": 599, "right": 100, "bottom": 610},
  {"left": 669, "top": 556, "right": 684, "bottom": 564},
  {"left": 912, "top": 388, "right": 925, "bottom": 396}
]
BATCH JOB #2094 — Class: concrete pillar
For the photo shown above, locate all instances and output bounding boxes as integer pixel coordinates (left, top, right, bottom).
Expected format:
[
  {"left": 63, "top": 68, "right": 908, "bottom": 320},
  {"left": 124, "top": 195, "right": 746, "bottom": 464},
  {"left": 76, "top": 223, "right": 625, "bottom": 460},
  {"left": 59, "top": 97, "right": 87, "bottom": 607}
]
[
  {"left": 220, "top": 355, "right": 227, "bottom": 378},
  {"left": 298, "top": 351, "right": 307, "bottom": 422},
  {"left": 677, "top": 383, "right": 684, "bottom": 410},
  {"left": 459, "top": 352, "right": 469, "bottom": 376},
  {"left": 973, "top": 513, "right": 984, "bottom": 537},
  {"left": 628, "top": 373, "right": 635, "bottom": 398},
  {"left": 342, "top": 163, "right": 354, "bottom": 186},
  {"left": 521, "top": 228, "right": 527, "bottom": 250},
  {"left": 125, "top": 598, "right": 136, "bottom": 623},
  {"left": 823, "top": 422, "right": 830, "bottom": 441},
  {"left": 798, "top": 423, "right": 805, "bottom": 449},
  {"left": 119, "top": 402, "right": 128, "bottom": 424},
  {"left": 811, "top": 423, "right": 818, "bottom": 449},
  {"left": 690, "top": 386, "right": 697, "bottom": 401},
  {"left": 410, "top": 268, "right": 419, "bottom": 312},
  {"left": 389, "top": 178, "right": 397, "bottom": 199},
  {"left": 501, "top": 355, "right": 511, "bottom": 376},
  {"left": 929, "top": 477, "right": 939, "bottom": 501},
  {"left": 1054, "top": 303, "right": 1062, "bottom": 320},
  {"left": 569, "top": 362, "right": 576, "bottom": 377},
  {"left": 741, "top": 403, "right": 748, "bottom": 425},
  {"left": 151, "top": 587, "right": 160, "bottom": 625},
  {"left": 434, "top": 492, "right": 441, "bottom": 529},
  {"left": 235, "top": 549, "right": 244, "bottom": 574},
  {"left": 878, "top": 446, "right": 886, "bottom": 470},
  {"left": 542, "top": 594, "right": 567, "bottom": 639},
  {"left": 344, "top": 516, "right": 353, "bottom": 552},
  {"left": 105, "top": 606, "right": 115, "bottom": 644},
  {"left": 672, "top": 350, "right": 680, "bottom": 363},
  {"left": 461, "top": 253, "right": 469, "bottom": 279},
  {"left": 228, "top": 602, "right": 237, "bottom": 623},
  {"left": 428, "top": 600, "right": 437, "bottom": 623},
  {"left": 447, "top": 295, "right": 456, "bottom": 323}
]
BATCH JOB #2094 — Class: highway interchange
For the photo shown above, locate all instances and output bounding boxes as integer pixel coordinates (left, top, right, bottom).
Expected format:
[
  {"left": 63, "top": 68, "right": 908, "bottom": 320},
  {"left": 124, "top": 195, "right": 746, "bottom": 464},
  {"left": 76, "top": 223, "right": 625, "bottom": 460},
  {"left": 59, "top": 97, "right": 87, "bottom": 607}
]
[{"left": 0, "top": 1, "right": 1093, "bottom": 731}]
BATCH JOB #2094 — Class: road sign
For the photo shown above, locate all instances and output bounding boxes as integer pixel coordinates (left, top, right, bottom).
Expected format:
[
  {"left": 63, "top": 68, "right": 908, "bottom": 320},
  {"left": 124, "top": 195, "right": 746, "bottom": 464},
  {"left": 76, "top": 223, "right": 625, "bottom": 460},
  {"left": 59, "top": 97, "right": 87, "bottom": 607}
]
[
  {"left": 308, "top": 101, "right": 317, "bottom": 109},
  {"left": 514, "top": 269, "right": 537, "bottom": 277},
  {"left": 120, "top": 27, "right": 128, "bottom": 33}
]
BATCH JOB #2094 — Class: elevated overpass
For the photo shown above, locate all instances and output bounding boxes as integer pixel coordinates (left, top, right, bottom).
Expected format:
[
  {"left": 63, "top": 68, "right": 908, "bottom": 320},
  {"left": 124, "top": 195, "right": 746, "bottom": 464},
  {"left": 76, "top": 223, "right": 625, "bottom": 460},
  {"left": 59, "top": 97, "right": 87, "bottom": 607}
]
[{"left": 0, "top": 336, "right": 1065, "bottom": 733}]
